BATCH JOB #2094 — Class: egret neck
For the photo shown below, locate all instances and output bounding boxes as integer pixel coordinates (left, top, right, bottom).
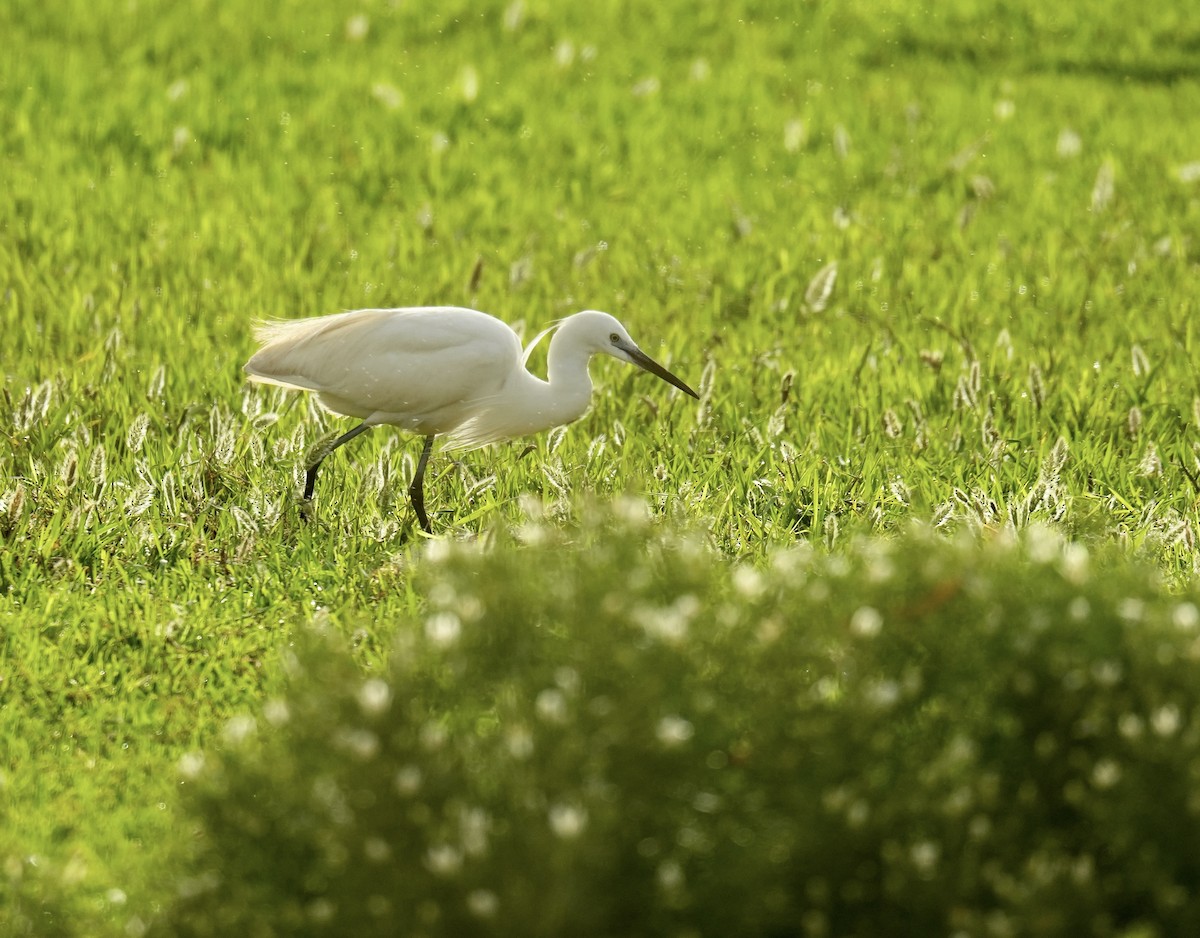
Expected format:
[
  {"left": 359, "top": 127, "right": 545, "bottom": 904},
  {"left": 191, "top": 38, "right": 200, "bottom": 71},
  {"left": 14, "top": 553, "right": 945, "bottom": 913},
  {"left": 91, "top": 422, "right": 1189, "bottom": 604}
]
[{"left": 500, "top": 323, "right": 596, "bottom": 436}]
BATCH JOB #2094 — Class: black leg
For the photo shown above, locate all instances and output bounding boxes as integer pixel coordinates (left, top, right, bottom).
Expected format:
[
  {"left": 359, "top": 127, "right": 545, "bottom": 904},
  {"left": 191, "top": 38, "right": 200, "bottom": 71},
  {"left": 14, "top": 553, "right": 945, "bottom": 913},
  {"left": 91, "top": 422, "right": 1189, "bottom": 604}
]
[
  {"left": 302, "top": 422, "right": 372, "bottom": 509},
  {"left": 409, "top": 435, "right": 435, "bottom": 533}
]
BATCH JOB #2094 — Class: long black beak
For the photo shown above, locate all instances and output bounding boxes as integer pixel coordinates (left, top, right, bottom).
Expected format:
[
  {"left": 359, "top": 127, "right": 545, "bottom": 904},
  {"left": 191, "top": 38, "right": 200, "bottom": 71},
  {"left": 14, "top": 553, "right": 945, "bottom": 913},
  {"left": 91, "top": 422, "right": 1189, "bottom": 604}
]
[{"left": 623, "top": 343, "right": 700, "bottom": 399}]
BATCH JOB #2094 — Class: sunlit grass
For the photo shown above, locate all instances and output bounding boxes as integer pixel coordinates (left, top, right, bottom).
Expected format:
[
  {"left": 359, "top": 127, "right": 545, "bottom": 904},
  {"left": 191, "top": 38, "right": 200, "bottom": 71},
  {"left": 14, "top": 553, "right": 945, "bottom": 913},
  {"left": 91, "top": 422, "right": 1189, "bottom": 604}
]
[{"left": 2, "top": 0, "right": 1200, "bottom": 933}]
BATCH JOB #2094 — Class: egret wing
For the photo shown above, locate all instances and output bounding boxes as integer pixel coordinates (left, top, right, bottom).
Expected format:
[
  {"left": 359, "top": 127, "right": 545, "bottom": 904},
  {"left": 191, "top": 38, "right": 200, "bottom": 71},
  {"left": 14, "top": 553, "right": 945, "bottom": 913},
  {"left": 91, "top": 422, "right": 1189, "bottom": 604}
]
[{"left": 245, "top": 307, "right": 522, "bottom": 422}]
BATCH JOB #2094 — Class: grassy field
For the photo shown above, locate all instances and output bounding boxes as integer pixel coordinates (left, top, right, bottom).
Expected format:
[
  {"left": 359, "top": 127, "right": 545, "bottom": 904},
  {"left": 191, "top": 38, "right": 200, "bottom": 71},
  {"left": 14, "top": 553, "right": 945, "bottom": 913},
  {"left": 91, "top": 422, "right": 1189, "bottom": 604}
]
[{"left": 3, "top": 0, "right": 1200, "bottom": 933}]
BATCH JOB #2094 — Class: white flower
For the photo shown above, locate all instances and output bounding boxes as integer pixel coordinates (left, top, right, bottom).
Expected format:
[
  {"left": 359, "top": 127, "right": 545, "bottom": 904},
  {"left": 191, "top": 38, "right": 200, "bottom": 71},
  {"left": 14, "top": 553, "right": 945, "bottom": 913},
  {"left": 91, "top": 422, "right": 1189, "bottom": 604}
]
[
  {"left": 850, "top": 606, "right": 883, "bottom": 638},
  {"left": 548, "top": 803, "right": 588, "bottom": 839},
  {"left": 656, "top": 715, "right": 694, "bottom": 746},
  {"left": 357, "top": 678, "right": 392, "bottom": 716}
]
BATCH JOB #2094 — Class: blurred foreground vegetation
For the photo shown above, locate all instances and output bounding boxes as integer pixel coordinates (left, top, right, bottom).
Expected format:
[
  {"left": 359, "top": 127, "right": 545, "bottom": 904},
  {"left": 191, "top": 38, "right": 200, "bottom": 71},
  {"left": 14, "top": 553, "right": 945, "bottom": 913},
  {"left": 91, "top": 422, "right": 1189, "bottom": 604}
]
[{"left": 161, "top": 515, "right": 1200, "bottom": 937}]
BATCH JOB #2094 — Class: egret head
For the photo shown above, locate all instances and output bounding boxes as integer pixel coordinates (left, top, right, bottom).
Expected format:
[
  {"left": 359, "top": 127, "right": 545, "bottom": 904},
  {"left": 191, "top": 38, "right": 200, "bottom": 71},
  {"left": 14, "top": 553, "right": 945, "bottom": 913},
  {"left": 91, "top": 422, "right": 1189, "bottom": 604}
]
[{"left": 570, "top": 310, "right": 700, "bottom": 399}]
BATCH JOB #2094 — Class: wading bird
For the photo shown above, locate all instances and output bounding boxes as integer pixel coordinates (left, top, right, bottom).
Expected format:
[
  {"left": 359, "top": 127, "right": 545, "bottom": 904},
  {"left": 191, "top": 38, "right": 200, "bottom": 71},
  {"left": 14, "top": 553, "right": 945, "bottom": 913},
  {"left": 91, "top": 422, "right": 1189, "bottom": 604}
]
[{"left": 244, "top": 307, "right": 699, "bottom": 532}]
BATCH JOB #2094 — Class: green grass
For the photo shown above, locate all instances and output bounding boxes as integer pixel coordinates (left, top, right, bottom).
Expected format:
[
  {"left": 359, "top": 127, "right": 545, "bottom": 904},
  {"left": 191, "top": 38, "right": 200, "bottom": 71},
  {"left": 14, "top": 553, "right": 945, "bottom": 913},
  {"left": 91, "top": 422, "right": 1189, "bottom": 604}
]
[{"left": 2, "top": 0, "right": 1200, "bottom": 933}]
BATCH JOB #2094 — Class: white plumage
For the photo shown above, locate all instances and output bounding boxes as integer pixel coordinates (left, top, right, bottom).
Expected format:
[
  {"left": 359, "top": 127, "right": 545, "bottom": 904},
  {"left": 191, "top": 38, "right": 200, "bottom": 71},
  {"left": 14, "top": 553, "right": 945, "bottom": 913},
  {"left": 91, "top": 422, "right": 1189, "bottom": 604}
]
[{"left": 244, "top": 306, "right": 698, "bottom": 532}]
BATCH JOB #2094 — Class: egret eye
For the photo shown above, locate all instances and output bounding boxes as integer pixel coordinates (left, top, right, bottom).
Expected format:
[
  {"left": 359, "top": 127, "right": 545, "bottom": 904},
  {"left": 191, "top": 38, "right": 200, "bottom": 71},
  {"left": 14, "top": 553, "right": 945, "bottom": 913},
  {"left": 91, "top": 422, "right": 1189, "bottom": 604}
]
[{"left": 609, "top": 333, "right": 621, "bottom": 344}]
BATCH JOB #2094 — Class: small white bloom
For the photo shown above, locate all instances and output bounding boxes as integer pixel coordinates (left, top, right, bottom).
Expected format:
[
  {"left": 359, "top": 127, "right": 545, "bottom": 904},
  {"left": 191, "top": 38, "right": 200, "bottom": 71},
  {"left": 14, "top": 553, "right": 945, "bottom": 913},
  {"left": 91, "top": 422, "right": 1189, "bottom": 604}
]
[
  {"left": 345, "top": 14, "right": 369, "bottom": 41},
  {"left": 548, "top": 803, "right": 588, "bottom": 839},
  {"left": 850, "top": 606, "right": 883, "bottom": 638},
  {"left": 357, "top": 678, "right": 392, "bottom": 716},
  {"left": 394, "top": 765, "right": 422, "bottom": 796},
  {"left": 334, "top": 727, "right": 379, "bottom": 761},
  {"left": 553, "top": 40, "right": 576, "bottom": 67},
  {"left": 866, "top": 680, "right": 901, "bottom": 708},
  {"left": 177, "top": 752, "right": 206, "bottom": 780},
  {"left": 425, "top": 611, "right": 462, "bottom": 646},
  {"left": 536, "top": 689, "right": 569, "bottom": 724},
  {"left": 505, "top": 726, "right": 534, "bottom": 759},
  {"left": 910, "top": 841, "right": 940, "bottom": 874},
  {"left": 657, "top": 860, "right": 685, "bottom": 892},
  {"left": 1091, "top": 759, "right": 1121, "bottom": 789},
  {"left": 1151, "top": 705, "right": 1181, "bottom": 737},
  {"left": 364, "top": 837, "right": 391, "bottom": 863},
  {"left": 1057, "top": 128, "right": 1082, "bottom": 158},
  {"left": 467, "top": 889, "right": 499, "bottom": 918},
  {"left": 656, "top": 715, "right": 694, "bottom": 746},
  {"left": 426, "top": 844, "right": 463, "bottom": 876},
  {"left": 732, "top": 565, "right": 764, "bottom": 599},
  {"left": 221, "top": 715, "right": 257, "bottom": 746},
  {"left": 263, "top": 699, "right": 290, "bottom": 726},
  {"left": 1172, "top": 602, "right": 1199, "bottom": 632}
]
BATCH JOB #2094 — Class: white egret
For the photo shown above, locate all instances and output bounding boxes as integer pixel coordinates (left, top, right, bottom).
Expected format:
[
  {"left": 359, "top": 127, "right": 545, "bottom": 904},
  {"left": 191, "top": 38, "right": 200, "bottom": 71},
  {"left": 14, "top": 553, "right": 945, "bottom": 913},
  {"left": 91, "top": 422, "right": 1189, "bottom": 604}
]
[{"left": 244, "top": 306, "right": 699, "bottom": 532}]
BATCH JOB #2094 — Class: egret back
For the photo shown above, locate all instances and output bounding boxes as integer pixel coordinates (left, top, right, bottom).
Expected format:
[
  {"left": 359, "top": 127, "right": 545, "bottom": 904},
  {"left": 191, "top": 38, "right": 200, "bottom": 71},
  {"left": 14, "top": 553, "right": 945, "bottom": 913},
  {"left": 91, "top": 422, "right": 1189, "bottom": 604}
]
[{"left": 244, "top": 307, "right": 524, "bottom": 432}]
